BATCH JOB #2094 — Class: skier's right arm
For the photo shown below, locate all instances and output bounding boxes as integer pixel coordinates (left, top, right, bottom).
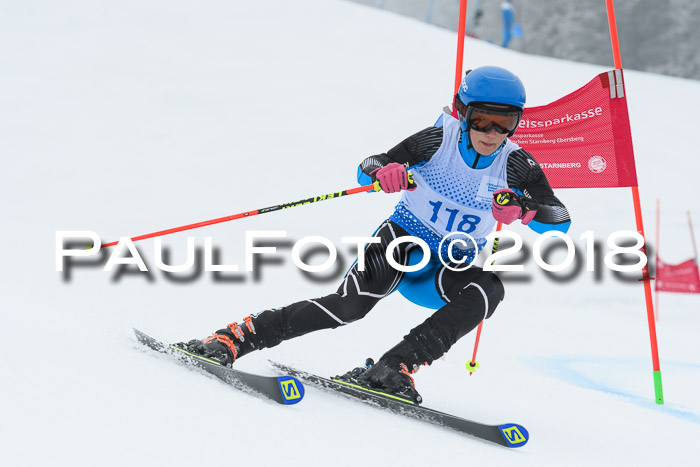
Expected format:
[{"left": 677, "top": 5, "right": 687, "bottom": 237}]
[{"left": 356, "top": 126, "right": 443, "bottom": 186}]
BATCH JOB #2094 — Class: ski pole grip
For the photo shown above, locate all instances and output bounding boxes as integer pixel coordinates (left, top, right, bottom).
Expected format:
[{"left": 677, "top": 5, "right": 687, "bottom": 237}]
[
  {"left": 371, "top": 171, "right": 417, "bottom": 192},
  {"left": 407, "top": 172, "right": 417, "bottom": 190}
]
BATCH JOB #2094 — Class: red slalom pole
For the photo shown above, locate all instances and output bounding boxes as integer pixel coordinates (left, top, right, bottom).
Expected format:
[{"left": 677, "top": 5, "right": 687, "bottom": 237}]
[
  {"left": 452, "top": 0, "right": 468, "bottom": 118},
  {"left": 605, "top": 0, "right": 623, "bottom": 69},
  {"left": 632, "top": 186, "right": 663, "bottom": 403},
  {"left": 606, "top": 0, "right": 664, "bottom": 404},
  {"left": 468, "top": 221, "right": 503, "bottom": 375},
  {"left": 101, "top": 183, "right": 380, "bottom": 248}
]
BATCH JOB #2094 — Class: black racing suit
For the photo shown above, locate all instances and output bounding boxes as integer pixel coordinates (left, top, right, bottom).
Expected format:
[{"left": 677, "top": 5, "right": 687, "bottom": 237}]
[{"left": 211, "top": 126, "right": 570, "bottom": 371}]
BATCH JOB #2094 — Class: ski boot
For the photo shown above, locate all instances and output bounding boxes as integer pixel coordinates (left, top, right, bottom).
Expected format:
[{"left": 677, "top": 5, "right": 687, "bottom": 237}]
[
  {"left": 174, "top": 316, "right": 259, "bottom": 367},
  {"left": 335, "top": 357, "right": 423, "bottom": 405}
]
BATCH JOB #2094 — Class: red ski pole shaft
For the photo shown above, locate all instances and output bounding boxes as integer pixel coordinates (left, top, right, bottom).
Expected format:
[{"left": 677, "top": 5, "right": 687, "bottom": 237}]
[
  {"left": 102, "top": 182, "right": 381, "bottom": 248},
  {"left": 469, "top": 221, "right": 503, "bottom": 375}
]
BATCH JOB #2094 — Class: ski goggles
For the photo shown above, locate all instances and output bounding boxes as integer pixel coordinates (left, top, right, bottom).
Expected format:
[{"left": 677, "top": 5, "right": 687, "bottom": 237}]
[
  {"left": 467, "top": 107, "right": 520, "bottom": 135},
  {"left": 453, "top": 97, "right": 521, "bottom": 135}
]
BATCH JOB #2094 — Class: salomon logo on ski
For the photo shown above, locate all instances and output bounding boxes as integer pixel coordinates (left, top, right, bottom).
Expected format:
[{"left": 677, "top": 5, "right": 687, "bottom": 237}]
[
  {"left": 134, "top": 329, "right": 305, "bottom": 406},
  {"left": 277, "top": 376, "right": 304, "bottom": 404},
  {"left": 498, "top": 423, "right": 529, "bottom": 447},
  {"left": 272, "top": 361, "right": 530, "bottom": 448}
]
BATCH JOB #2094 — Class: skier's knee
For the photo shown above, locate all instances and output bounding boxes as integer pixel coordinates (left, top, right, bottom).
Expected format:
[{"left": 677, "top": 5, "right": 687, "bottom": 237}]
[
  {"left": 480, "top": 273, "right": 504, "bottom": 319},
  {"left": 325, "top": 294, "right": 377, "bottom": 324},
  {"left": 462, "top": 272, "right": 504, "bottom": 320}
]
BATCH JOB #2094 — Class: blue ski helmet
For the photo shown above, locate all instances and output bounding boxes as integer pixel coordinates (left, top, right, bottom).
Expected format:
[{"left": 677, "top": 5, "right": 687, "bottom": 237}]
[{"left": 454, "top": 66, "right": 526, "bottom": 136}]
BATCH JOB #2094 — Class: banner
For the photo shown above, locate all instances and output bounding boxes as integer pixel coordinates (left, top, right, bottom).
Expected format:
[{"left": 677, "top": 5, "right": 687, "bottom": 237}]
[
  {"left": 656, "top": 258, "right": 700, "bottom": 294},
  {"left": 511, "top": 70, "right": 638, "bottom": 189}
]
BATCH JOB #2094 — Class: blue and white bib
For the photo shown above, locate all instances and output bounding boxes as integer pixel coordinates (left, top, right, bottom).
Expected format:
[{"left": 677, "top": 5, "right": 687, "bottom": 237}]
[{"left": 390, "top": 114, "right": 521, "bottom": 262}]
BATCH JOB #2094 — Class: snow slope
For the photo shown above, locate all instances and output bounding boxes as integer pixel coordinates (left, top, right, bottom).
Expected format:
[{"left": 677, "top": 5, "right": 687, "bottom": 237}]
[{"left": 1, "top": 0, "right": 699, "bottom": 465}]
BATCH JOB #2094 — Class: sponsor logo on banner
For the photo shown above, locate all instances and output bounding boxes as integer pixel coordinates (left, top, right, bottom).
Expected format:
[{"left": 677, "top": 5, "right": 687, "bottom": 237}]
[
  {"left": 588, "top": 156, "right": 607, "bottom": 173},
  {"left": 508, "top": 72, "right": 638, "bottom": 188},
  {"left": 519, "top": 106, "right": 603, "bottom": 129},
  {"left": 539, "top": 162, "right": 582, "bottom": 170}
]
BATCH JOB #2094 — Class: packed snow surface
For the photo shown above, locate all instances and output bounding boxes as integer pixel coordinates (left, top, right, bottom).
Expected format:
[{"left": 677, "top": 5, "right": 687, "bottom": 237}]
[{"left": 2, "top": 1, "right": 699, "bottom": 465}]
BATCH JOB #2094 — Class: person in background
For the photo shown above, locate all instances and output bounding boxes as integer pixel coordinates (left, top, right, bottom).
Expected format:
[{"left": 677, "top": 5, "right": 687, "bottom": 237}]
[{"left": 501, "top": 0, "right": 515, "bottom": 48}]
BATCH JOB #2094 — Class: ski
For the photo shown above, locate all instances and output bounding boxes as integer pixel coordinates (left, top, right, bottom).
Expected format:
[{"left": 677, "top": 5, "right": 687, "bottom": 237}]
[
  {"left": 134, "top": 329, "right": 304, "bottom": 405},
  {"left": 270, "top": 361, "right": 528, "bottom": 448}
]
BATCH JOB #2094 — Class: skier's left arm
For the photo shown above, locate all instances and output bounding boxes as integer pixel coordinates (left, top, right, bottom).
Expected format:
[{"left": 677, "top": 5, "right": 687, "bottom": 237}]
[
  {"left": 356, "top": 125, "right": 444, "bottom": 187},
  {"left": 500, "top": 149, "right": 571, "bottom": 234}
]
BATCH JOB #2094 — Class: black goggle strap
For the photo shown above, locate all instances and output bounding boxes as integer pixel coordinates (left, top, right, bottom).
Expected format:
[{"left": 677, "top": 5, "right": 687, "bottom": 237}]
[
  {"left": 454, "top": 95, "right": 521, "bottom": 121},
  {"left": 453, "top": 94, "right": 469, "bottom": 122}
]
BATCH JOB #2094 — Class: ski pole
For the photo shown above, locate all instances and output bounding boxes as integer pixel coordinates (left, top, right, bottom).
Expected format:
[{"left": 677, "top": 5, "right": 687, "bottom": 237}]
[
  {"left": 101, "top": 175, "right": 414, "bottom": 248},
  {"left": 467, "top": 221, "right": 503, "bottom": 375}
]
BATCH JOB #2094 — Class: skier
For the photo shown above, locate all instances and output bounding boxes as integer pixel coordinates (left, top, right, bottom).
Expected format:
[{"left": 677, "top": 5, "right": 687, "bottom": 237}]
[{"left": 178, "top": 66, "right": 570, "bottom": 404}]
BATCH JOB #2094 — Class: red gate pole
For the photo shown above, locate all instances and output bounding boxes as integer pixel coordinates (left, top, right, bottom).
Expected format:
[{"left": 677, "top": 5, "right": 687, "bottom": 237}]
[
  {"left": 452, "top": 0, "right": 469, "bottom": 118},
  {"left": 605, "top": 0, "right": 664, "bottom": 404},
  {"left": 451, "top": 0, "right": 496, "bottom": 376}
]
